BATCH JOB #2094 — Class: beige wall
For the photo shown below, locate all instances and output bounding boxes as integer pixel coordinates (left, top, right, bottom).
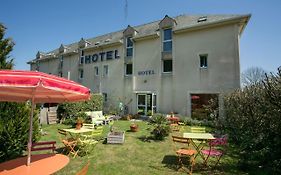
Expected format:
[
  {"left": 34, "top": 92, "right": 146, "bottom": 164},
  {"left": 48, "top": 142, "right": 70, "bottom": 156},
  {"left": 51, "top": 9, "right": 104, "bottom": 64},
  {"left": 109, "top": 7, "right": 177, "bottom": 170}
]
[
  {"left": 30, "top": 22, "right": 241, "bottom": 116},
  {"left": 173, "top": 24, "right": 240, "bottom": 115}
]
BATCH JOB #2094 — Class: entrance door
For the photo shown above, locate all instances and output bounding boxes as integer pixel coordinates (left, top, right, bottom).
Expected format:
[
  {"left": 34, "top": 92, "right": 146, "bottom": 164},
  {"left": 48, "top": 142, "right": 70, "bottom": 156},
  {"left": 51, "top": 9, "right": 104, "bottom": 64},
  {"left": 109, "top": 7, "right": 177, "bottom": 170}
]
[{"left": 137, "top": 93, "right": 156, "bottom": 116}]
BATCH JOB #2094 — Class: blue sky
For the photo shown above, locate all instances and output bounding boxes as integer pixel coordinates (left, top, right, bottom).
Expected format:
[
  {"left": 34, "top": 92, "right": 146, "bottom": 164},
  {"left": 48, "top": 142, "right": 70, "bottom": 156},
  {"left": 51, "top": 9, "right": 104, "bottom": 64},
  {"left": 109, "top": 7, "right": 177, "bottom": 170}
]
[{"left": 1, "top": 0, "right": 281, "bottom": 73}]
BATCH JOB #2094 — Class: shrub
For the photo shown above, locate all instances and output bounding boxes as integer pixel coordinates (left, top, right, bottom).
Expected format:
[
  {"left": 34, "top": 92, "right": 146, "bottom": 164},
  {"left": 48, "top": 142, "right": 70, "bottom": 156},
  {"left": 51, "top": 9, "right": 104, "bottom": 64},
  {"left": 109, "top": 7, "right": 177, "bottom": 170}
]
[
  {"left": 57, "top": 93, "right": 103, "bottom": 125},
  {"left": 149, "top": 113, "right": 170, "bottom": 140},
  {"left": 0, "top": 102, "right": 40, "bottom": 162},
  {"left": 224, "top": 67, "right": 281, "bottom": 173}
]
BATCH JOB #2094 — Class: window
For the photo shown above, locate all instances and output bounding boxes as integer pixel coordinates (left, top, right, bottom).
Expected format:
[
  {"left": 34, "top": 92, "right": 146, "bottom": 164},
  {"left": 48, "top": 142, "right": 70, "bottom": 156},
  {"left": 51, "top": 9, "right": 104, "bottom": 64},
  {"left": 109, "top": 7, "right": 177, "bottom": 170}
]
[
  {"left": 200, "top": 55, "right": 208, "bottom": 68},
  {"left": 59, "top": 55, "right": 63, "bottom": 68},
  {"left": 163, "top": 60, "right": 173, "bottom": 73},
  {"left": 36, "top": 62, "right": 40, "bottom": 71},
  {"left": 94, "top": 66, "right": 99, "bottom": 76},
  {"left": 103, "top": 65, "right": 108, "bottom": 77},
  {"left": 163, "top": 28, "right": 172, "bottom": 52},
  {"left": 58, "top": 71, "right": 63, "bottom": 77},
  {"left": 80, "top": 50, "right": 84, "bottom": 64},
  {"left": 79, "top": 69, "right": 84, "bottom": 79},
  {"left": 125, "top": 63, "right": 133, "bottom": 75},
  {"left": 126, "top": 37, "right": 133, "bottom": 57},
  {"left": 103, "top": 93, "right": 108, "bottom": 102}
]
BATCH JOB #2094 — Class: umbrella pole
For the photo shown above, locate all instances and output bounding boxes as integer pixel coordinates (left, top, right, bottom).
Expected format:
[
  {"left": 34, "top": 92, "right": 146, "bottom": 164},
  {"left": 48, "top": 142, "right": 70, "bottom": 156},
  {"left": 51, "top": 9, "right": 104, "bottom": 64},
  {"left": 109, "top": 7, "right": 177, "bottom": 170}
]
[{"left": 27, "top": 98, "right": 35, "bottom": 166}]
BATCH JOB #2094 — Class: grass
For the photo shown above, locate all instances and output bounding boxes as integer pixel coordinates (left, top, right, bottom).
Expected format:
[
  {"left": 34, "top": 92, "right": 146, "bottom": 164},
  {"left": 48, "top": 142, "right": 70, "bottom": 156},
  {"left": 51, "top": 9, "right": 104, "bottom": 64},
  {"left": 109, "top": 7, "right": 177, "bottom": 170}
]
[{"left": 39, "top": 121, "right": 248, "bottom": 175}]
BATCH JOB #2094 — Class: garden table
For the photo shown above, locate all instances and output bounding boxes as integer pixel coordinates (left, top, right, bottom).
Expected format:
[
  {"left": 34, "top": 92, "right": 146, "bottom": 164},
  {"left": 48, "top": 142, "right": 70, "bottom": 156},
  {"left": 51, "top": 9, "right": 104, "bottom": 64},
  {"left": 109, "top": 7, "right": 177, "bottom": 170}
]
[
  {"left": 183, "top": 132, "right": 215, "bottom": 160},
  {"left": 0, "top": 153, "right": 69, "bottom": 175},
  {"left": 63, "top": 127, "right": 94, "bottom": 139}
]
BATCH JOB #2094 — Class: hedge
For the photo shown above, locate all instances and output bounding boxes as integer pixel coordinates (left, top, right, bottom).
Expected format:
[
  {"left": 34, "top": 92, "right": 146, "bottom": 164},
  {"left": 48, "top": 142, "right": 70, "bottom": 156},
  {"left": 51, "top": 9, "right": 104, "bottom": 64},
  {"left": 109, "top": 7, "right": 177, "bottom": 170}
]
[{"left": 224, "top": 68, "right": 281, "bottom": 173}]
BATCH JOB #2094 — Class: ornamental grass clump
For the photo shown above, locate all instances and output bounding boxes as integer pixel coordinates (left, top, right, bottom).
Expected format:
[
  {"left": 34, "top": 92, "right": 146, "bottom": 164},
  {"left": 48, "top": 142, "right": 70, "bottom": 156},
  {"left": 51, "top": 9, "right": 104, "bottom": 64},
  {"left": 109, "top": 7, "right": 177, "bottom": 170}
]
[{"left": 149, "top": 113, "right": 170, "bottom": 140}]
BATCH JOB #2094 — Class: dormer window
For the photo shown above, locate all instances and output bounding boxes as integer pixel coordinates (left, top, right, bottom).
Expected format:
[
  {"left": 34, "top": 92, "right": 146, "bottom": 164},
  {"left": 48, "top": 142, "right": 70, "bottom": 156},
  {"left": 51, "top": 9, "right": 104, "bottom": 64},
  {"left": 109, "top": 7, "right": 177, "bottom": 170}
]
[
  {"left": 126, "top": 37, "right": 133, "bottom": 57},
  {"left": 59, "top": 44, "right": 67, "bottom": 53},
  {"left": 197, "top": 16, "right": 207, "bottom": 23},
  {"left": 163, "top": 28, "right": 172, "bottom": 52},
  {"left": 36, "top": 51, "right": 45, "bottom": 59},
  {"left": 79, "top": 38, "right": 91, "bottom": 48}
]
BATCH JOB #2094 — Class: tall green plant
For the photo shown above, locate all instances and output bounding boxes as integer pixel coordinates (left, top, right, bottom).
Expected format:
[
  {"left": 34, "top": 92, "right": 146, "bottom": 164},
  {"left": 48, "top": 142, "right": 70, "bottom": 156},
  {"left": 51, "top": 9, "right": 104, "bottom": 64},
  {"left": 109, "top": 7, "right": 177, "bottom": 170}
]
[
  {"left": 149, "top": 113, "right": 170, "bottom": 140},
  {"left": 0, "top": 23, "right": 14, "bottom": 69},
  {"left": 0, "top": 102, "right": 40, "bottom": 162}
]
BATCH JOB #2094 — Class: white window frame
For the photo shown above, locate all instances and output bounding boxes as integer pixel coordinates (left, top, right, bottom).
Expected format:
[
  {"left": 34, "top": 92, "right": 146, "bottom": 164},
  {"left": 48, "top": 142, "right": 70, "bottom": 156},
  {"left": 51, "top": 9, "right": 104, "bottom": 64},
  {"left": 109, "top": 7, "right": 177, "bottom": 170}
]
[
  {"left": 162, "top": 28, "right": 172, "bottom": 52},
  {"left": 162, "top": 59, "right": 173, "bottom": 73},
  {"left": 79, "top": 50, "right": 84, "bottom": 64},
  {"left": 125, "top": 63, "right": 133, "bottom": 76},
  {"left": 199, "top": 54, "right": 208, "bottom": 68},
  {"left": 126, "top": 37, "right": 133, "bottom": 57}
]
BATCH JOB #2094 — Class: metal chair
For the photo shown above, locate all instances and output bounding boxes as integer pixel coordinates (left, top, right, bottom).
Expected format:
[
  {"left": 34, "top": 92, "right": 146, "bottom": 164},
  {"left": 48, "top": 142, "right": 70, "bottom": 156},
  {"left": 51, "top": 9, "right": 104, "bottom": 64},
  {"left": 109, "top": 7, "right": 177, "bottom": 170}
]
[
  {"left": 58, "top": 129, "right": 79, "bottom": 158},
  {"left": 172, "top": 135, "right": 197, "bottom": 175},
  {"left": 81, "top": 125, "right": 104, "bottom": 141},
  {"left": 201, "top": 135, "right": 228, "bottom": 167},
  {"left": 190, "top": 126, "right": 206, "bottom": 133}
]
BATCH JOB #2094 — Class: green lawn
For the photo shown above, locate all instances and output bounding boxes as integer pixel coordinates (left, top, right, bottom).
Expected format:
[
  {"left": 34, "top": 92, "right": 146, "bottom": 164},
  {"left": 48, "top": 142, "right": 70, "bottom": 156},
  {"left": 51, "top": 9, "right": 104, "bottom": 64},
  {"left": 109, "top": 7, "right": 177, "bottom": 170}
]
[{"left": 39, "top": 121, "right": 247, "bottom": 175}]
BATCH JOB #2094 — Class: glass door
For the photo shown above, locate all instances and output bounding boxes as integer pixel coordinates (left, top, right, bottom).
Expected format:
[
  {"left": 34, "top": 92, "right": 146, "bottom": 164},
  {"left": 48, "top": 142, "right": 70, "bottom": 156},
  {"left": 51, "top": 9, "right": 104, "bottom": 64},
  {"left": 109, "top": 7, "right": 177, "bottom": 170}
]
[
  {"left": 137, "top": 93, "right": 157, "bottom": 116},
  {"left": 137, "top": 94, "right": 146, "bottom": 115}
]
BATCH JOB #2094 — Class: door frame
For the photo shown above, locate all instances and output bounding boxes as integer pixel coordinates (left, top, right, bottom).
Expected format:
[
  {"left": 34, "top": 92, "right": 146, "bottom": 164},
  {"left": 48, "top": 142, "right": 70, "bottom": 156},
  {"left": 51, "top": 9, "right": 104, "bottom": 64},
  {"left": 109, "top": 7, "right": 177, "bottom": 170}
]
[{"left": 136, "top": 93, "right": 156, "bottom": 116}]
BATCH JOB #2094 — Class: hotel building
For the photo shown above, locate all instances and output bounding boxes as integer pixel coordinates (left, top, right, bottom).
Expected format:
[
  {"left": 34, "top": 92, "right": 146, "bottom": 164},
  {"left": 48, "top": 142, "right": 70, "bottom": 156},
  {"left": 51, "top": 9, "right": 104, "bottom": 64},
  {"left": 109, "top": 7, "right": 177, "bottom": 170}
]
[{"left": 28, "top": 14, "right": 250, "bottom": 117}]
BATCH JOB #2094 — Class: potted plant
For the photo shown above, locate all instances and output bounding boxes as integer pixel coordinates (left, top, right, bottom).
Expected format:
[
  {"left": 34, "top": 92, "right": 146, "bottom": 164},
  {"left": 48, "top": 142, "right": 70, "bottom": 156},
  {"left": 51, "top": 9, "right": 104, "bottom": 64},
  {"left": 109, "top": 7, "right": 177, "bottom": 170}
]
[
  {"left": 130, "top": 123, "right": 138, "bottom": 132},
  {"left": 76, "top": 117, "right": 84, "bottom": 130}
]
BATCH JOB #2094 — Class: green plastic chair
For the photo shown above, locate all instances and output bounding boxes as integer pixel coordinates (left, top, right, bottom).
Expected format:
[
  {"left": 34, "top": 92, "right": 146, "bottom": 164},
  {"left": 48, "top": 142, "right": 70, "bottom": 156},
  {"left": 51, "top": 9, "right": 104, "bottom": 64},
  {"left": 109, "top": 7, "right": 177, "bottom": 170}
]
[
  {"left": 190, "top": 126, "right": 206, "bottom": 133},
  {"left": 82, "top": 126, "right": 104, "bottom": 141},
  {"left": 190, "top": 126, "right": 206, "bottom": 145}
]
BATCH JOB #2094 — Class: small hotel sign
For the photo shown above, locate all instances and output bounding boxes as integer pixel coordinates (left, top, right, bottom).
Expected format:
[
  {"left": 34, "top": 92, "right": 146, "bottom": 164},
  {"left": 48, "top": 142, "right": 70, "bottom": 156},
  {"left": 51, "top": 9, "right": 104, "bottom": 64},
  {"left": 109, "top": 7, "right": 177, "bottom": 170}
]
[{"left": 138, "top": 70, "right": 155, "bottom": 76}]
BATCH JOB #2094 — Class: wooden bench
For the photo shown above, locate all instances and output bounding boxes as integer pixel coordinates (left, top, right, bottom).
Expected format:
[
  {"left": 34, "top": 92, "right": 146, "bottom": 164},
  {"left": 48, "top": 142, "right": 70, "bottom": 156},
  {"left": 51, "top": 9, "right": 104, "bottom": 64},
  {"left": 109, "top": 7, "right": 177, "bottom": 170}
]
[{"left": 31, "top": 141, "right": 56, "bottom": 153}]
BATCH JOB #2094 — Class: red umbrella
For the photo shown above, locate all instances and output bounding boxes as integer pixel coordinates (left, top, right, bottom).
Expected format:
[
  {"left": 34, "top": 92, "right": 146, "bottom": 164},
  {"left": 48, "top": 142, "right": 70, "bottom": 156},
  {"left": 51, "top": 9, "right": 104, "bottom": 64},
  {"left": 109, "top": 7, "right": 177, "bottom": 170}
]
[{"left": 0, "top": 70, "right": 91, "bottom": 165}]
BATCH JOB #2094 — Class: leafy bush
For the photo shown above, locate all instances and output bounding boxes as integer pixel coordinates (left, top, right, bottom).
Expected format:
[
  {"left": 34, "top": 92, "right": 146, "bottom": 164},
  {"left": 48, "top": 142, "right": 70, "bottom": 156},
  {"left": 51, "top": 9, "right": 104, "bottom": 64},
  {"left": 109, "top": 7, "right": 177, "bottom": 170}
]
[
  {"left": 0, "top": 102, "right": 40, "bottom": 162},
  {"left": 224, "top": 68, "right": 281, "bottom": 173},
  {"left": 178, "top": 114, "right": 213, "bottom": 127},
  {"left": 57, "top": 93, "right": 103, "bottom": 125},
  {"left": 149, "top": 113, "right": 170, "bottom": 140}
]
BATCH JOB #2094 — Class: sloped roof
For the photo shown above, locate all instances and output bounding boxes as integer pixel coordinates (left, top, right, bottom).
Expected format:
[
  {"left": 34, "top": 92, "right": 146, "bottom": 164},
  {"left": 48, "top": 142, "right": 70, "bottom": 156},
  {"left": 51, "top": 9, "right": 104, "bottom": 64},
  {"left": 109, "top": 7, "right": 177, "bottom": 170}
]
[{"left": 29, "top": 14, "right": 250, "bottom": 63}]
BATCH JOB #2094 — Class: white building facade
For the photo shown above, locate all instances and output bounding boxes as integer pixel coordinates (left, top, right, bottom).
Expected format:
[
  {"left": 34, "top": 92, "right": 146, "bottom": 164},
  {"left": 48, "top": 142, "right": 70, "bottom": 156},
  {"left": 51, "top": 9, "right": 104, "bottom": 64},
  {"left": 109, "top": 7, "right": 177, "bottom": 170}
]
[{"left": 28, "top": 14, "right": 250, "bottom": 116}]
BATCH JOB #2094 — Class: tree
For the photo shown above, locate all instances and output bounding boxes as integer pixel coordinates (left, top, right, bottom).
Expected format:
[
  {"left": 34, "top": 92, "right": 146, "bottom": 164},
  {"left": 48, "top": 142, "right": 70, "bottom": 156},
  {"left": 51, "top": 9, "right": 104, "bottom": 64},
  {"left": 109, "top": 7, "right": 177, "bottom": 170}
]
[
  {"left": 0, "top": 23, "right": 14, "bottom": 69},
  {"left": 0, "top": 23, "right": 40, "bottom": 162},
  {"left": 241, "top": 67, "right": 267, "bottom": 87}
]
